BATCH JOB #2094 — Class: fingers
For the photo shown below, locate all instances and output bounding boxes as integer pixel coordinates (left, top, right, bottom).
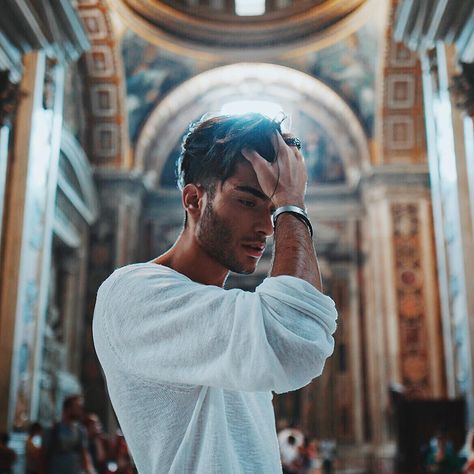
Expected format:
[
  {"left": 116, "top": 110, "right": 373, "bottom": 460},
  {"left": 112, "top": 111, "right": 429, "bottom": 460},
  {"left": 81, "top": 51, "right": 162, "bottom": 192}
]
[
  {"left": 242, "top": 147, "right": 279, "bottom": 199},
  {"left": 241, "top": 148, "right": 272, "bottom": 171},
  {"left": 276, "top": 132, "right": 303, "bottom": 159}
]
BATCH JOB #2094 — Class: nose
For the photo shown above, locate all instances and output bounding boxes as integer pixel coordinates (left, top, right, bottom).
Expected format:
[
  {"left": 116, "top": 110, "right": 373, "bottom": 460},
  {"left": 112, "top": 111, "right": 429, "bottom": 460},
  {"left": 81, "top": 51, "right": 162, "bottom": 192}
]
[{"left": 256, "top": 209, "right": 274, "bottom": 237}]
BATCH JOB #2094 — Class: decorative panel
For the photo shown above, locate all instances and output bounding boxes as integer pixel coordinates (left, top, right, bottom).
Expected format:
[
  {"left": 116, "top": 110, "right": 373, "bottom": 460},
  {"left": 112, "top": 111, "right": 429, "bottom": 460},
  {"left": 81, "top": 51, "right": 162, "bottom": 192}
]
[
  {"left": 77, "top": 0, "right": 129, "bottom": 168},
  {"left": 381, "top": 0, "right": 427, "bottom": 165},
  {"left": 391, "top": 202, "right": 431, "bottom": 396}
]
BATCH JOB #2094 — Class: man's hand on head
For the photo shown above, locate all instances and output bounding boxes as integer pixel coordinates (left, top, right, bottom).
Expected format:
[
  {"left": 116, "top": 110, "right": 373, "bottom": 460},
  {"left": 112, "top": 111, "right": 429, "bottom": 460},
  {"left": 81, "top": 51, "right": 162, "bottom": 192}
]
[{"left": 241, "top": 132, "right": 307, "bottom": 209}]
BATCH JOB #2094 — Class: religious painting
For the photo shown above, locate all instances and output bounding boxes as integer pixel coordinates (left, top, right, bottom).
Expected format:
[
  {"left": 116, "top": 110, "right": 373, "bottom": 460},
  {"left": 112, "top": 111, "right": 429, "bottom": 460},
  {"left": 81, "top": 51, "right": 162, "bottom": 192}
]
[
  {"left": 309, "top": 26, "right": 378, "bottom": 137},
  {"left": 122, "top": 31, "right": 193, "bottom": 142},
  {"left": 159, "top": 112, "right": 346, "bottom": 188}
]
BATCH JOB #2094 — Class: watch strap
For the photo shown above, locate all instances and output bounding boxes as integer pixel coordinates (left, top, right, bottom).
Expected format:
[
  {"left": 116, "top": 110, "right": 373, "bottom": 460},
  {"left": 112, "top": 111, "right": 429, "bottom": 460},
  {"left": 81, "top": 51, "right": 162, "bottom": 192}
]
[{"left": 272, "top": 205, "right": 313, "bottom": 237}]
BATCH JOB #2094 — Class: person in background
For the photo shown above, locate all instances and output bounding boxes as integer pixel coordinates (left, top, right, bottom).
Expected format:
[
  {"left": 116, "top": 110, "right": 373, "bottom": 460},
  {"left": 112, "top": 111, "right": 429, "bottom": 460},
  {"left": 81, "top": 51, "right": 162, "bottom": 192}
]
[
  {"left": 84, "top": 414, "right": 108, "bottom": 474},
  {"left": 107, "top": 430, "right": 133, "bottom": 474},
  {"left": 0, "top": 433, "right": 16, "bottom": 474},
  {"left": 319, "top": 439, "right": 336, "bottom": 474},
  {"left": 298, "top": 437, "right": 321, "bottom": 474},
  {"left": 424, "top": 429, "right": 463, "bottom": 474},
  {"left": 43, "top": 394, "right": 95, "bottom": 474},
  {"left": 279, "top": 428, "right": 305, "bottom": 474},
  {"left": 462, "top": 428, "right": 474, "bottom": 474},
  {"left": 25, "top": 422, "right": 43, "bottom": 474}
]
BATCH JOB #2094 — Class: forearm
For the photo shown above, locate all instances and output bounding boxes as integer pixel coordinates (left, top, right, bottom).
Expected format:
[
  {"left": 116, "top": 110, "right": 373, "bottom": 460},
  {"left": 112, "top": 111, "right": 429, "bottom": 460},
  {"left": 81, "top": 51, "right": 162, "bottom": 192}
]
[{"left": 271, "top": 213, "right": 322, "bottom": 291}]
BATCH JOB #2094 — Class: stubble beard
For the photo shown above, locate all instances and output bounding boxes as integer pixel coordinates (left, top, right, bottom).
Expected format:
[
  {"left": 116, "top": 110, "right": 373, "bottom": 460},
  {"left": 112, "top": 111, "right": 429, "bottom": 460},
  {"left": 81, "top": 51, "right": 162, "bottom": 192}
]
[{"left": 197, "top": 200, "right": 255, "bottom": 275}]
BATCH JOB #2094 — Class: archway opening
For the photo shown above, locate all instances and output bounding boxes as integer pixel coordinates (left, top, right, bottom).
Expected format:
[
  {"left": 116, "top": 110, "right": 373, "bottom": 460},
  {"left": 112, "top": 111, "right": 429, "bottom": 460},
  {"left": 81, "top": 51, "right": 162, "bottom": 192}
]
[{"left": 135, "top": 62, "right": 370, "bottom": 193}]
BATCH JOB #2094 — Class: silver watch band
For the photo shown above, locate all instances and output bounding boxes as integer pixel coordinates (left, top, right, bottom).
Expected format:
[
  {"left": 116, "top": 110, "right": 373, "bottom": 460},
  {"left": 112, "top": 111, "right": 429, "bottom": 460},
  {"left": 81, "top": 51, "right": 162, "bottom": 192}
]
[{"left": 272, "top": 205, "right": 313, "bottom": 237}]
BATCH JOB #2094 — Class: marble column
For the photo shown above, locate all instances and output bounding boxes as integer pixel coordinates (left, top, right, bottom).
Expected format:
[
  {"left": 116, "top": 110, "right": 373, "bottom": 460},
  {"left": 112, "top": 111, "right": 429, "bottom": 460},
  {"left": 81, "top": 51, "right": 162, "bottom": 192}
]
[
  {"left": 362, "top": 178, "right": 445, "bottom": 456},
  {"left": 0, "top": 52, "right": 65, "bottom": 430},
  {"left": 421, "top": 44, "right": 474, "bottom": 425}
]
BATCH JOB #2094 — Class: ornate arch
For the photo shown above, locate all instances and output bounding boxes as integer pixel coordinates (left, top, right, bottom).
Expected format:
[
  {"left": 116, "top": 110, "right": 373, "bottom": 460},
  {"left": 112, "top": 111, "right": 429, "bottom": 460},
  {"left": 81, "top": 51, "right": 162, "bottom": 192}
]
[{"left": 135, "top": 63, "right": 371, "bottom": 191}]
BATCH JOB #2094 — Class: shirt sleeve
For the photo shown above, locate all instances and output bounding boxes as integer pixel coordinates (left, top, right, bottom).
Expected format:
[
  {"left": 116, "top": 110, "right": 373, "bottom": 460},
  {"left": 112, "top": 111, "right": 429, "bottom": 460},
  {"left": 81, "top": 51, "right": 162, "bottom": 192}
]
[{"left": 93, "top": 265, "right": 337, "bottom": 393}]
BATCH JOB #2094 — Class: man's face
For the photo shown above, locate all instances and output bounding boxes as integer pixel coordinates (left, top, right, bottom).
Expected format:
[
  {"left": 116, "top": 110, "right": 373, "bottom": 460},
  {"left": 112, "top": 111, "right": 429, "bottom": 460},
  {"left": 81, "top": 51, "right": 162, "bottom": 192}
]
[
  {"left": 196, "top": 161, "right": 274, "bottom": 274},
  {"left": 67, "top": 397, "right": 84, "bottom": 421}
]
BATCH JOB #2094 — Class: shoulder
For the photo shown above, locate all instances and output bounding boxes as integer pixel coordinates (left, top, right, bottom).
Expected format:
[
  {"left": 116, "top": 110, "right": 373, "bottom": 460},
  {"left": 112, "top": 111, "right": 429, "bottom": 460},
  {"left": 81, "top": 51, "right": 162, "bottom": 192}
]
[
  {"left": 97, "top": 263, "right": 191, "bottom": 300},
  {"left": 94, "top": 263, "right": 217, "bottom": 322}
]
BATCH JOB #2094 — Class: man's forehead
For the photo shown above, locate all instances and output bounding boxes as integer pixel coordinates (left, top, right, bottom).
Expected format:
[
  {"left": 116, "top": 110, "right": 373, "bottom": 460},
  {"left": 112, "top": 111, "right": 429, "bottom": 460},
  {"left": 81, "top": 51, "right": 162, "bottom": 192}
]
[
  {"left": 223, "top": 177, "right": 268, "bottom": 201},
  {"left": 224, "top": 161, "right": 266, "bottom": 194},
  {"left": 233, "top": 185, "right": 268, "bottom": 200}
]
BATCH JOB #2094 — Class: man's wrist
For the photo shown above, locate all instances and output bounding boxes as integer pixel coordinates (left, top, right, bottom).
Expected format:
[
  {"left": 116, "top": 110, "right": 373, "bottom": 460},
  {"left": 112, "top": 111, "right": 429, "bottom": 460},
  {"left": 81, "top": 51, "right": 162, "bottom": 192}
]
[
  {"left": 273, "top": 205, "right": 313, "bottom": 237},
  {"left": 272, "top": 195, "right": 305, "bottom": 208}
]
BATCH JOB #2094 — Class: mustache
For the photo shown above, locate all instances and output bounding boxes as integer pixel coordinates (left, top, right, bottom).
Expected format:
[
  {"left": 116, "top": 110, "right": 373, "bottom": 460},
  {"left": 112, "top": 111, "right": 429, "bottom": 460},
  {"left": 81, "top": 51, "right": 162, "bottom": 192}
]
[{"left": 241, "top": 238, "right": 266, "bottom": 246}]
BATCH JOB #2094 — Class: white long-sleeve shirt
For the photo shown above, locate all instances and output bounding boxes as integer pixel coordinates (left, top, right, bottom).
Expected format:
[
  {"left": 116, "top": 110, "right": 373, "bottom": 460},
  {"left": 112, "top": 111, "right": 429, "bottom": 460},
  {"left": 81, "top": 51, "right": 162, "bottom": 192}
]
[{"left": 93, "top": 262, "right": 337, "bottom": 473}]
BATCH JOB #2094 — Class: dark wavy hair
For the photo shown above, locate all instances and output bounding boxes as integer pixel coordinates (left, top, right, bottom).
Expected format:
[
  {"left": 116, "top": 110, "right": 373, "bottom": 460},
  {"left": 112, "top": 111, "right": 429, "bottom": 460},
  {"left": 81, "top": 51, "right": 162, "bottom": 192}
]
[{"left": 177, "top": 113, "right": 284, "bottom": 191}]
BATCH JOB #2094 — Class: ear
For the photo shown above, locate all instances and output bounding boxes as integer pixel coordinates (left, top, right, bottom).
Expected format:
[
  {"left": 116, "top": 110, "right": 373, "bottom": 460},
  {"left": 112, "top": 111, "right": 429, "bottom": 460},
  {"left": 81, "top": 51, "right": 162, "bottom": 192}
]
[{"left": 182, "top": 184, "right": 204, "bottom": 222}]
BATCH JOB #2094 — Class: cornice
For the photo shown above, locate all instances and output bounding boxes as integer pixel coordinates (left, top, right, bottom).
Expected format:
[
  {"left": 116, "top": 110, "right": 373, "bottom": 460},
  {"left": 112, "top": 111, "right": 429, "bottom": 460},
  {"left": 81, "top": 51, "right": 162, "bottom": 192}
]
[
  {"left": 394, "top": 0, "right": 474, "bottom": 62},
  {"left": 0, "top": 0, "right": 90, "bottom": 81}
]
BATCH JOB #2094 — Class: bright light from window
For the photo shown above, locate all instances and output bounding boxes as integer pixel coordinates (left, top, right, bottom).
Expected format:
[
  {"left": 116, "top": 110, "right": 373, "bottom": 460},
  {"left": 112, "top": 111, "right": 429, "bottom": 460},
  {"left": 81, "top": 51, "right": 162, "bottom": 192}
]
[
  {"left": 235, "top": 0, "right": 265, "bottom": 16},
  {"left": 220, "top": 100, "right": 288, "bottom": 130}
]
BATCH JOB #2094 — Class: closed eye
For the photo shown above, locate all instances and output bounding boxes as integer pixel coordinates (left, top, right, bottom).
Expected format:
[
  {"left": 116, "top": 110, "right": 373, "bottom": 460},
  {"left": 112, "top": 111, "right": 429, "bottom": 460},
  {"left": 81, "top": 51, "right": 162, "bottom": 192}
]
[{"left": 239, "top": 199, "right": 256, "bottom": 208}]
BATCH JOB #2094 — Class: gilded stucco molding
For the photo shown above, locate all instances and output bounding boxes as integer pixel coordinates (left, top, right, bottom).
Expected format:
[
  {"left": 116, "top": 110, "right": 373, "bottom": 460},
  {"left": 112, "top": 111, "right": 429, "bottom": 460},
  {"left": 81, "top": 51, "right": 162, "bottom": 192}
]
[{"left": 76, "top": 0, "right": 130, "bottom": 169}]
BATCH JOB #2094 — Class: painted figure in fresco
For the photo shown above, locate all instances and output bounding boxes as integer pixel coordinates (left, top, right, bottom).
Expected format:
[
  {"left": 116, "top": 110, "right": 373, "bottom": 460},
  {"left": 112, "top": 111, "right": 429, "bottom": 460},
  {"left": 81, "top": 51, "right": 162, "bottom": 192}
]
[{"left": 93, "top": 113, "right": 338, "bottom": 473}]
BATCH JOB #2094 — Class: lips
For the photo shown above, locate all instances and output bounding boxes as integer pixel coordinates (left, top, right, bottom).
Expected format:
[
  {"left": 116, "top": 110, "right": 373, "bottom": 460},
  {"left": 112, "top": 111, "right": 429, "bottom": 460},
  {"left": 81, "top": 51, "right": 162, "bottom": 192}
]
[{"left": 242, "top": 242, "right": 266, "bottom": 258}]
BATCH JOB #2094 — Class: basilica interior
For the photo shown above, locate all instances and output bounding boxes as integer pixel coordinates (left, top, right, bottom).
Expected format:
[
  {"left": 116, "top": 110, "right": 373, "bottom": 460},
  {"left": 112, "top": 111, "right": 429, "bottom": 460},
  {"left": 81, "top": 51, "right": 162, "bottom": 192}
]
[{"left": 0, "top": 0, "right": 474, "bottom": 472}]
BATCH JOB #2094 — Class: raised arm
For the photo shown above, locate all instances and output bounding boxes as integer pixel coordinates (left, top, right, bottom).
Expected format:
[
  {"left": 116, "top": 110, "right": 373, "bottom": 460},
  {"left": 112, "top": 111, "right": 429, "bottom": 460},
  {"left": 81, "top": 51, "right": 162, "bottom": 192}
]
[
  {"left": 242, "top": 132, "right": 322, "bottom": 290},
  {"left": 94, "top": 265, "right": 336, "bottom": 393}
]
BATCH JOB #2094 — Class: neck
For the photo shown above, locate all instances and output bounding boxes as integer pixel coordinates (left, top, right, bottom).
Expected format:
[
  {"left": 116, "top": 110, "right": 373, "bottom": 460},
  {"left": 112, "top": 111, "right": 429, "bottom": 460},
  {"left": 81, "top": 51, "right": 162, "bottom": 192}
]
[{"left": 153, "top": 229, "right": 229, "bottom": 287}]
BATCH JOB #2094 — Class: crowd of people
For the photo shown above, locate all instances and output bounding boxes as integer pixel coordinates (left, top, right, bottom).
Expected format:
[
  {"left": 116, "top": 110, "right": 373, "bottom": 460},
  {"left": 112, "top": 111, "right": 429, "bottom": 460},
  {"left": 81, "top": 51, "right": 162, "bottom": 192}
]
[
  {"left": 423, "top": 428, "right": 474, "bottom": 474},
  {"left": 278, "top": 428, "right": 335, "bottom": 474},
  {"left": 0, "top": 395, "right": 134, "bottom": 474}
]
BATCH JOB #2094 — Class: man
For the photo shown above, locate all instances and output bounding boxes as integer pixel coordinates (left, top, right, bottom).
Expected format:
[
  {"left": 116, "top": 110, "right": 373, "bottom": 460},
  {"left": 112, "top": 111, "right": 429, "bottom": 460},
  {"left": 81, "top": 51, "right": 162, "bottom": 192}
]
[
  {"left": 84, "top": 413, "right": 108, "bottom": 474},
  {"left": 93, "top": 113, "right": 338, "bottom": 473},
  {"left": 43, "top": 395, "right": 95, "bottom": 474}
]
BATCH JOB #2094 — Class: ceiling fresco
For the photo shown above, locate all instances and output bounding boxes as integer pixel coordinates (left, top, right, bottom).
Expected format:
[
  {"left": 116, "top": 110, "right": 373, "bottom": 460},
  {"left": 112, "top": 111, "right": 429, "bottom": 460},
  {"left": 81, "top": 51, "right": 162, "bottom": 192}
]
[
  {"left": 122, "top": 31, "right": 193, "bottom": 141},
  {"left": 309, "top": 25, "right": 378, "bottom": 137},
  {"left": 122, "top": 22, "right": 378, "bottom": 149},
  {"left": 121, "top": 12, "right": 377, "bottom": 189}
]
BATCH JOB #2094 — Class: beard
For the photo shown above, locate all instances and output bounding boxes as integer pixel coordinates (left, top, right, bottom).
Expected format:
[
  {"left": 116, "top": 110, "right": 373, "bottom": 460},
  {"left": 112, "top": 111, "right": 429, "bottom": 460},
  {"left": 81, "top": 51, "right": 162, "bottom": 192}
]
[{"left": 197, "top": 200, "right": 255, "bottom": 274}]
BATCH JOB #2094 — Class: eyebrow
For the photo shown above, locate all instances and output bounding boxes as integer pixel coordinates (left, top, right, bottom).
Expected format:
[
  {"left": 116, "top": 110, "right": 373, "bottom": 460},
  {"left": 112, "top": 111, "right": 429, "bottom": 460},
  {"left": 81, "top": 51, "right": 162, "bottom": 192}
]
[{"left": 234, "top": 185, "right": 268, "bottom": 201}]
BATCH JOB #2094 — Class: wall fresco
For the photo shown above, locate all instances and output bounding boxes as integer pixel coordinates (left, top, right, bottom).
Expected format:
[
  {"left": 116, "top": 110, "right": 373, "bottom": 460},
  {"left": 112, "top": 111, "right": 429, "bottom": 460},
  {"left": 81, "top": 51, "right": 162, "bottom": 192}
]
[{"left": 158, "top": 110, "right": 346, "bottom": 188}]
